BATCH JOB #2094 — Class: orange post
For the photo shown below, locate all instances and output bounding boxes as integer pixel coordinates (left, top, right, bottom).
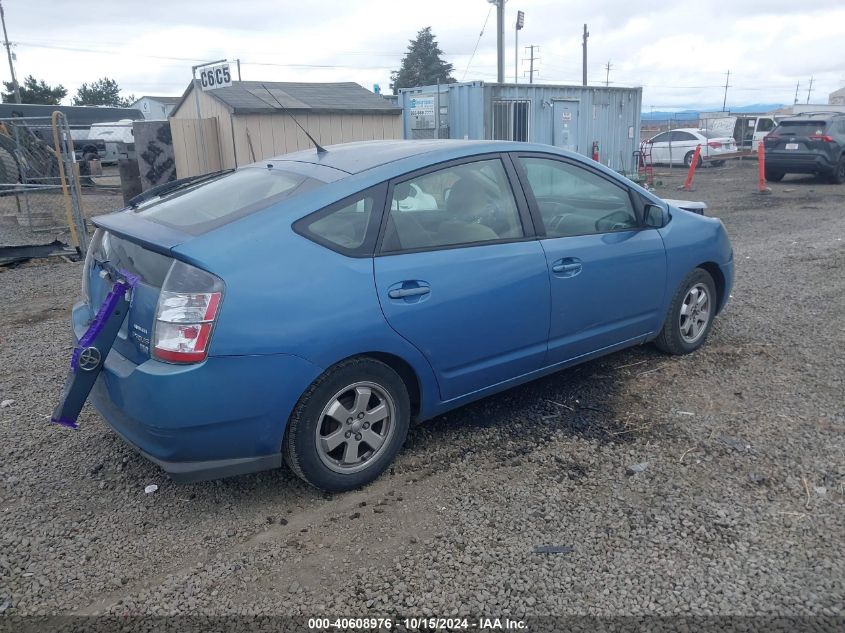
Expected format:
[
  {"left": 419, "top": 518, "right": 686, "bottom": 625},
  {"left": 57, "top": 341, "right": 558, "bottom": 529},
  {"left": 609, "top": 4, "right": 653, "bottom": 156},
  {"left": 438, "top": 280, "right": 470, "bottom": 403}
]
[
  {"left": 681, "top": 144, "right": 701, "bottom": 191},
  {"left": 757, "top": 142, "right": 766, "bottom": 191}
]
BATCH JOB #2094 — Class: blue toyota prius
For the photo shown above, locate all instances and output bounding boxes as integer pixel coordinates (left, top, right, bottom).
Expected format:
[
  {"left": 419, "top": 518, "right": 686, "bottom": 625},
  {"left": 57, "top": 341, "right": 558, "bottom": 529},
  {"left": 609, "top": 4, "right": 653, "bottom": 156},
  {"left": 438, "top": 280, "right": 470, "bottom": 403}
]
[{"left": 58, "top": 140, "right": 733, "bottom": 491}]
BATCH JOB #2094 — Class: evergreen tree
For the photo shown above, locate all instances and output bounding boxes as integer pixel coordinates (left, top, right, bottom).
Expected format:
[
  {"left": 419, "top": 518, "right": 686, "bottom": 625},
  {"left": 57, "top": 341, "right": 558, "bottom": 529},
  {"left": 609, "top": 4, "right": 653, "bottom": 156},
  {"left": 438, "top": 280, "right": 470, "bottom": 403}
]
[
  {"left": 73, "top": 78, "right": 134, "bottom": 107},
  {"left": 2, "top": 75, "right": 67, "bottom": 105},
  {"left": 390, "top": 27, "right": 455, "bottom": 95}
]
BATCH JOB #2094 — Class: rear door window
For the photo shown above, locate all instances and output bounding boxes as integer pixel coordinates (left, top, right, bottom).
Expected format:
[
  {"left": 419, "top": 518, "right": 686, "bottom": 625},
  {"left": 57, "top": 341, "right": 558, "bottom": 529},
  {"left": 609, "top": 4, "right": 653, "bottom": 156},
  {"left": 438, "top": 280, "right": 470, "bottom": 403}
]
[{"left": 136, "top": 167, "right": 323, "bottom": 234}]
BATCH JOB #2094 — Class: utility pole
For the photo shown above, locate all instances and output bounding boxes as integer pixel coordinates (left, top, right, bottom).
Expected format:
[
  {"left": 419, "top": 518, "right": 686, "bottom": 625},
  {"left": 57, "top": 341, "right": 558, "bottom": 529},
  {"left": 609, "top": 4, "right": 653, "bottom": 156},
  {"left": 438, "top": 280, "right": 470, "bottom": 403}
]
[
  {"left": 604, "top": 60, "right": 612, "bottom": 87},
  {"left": 794, "top": 81, "right": 800, "bottom": 105},
  {"left": 806, "top": 76, "right": 814, "bottom": 104},
  {"left": 514, "top": 10, "right": 524, "bottom": 85},
  {"left": 0, "top": 1, "right": 20, "bottom": 104},
  {"left": 581, "top": 24, "right": 589, "bottom": 86},
  {"left": 722, "top": 70, "right": 731, "bottom": 112},
  {"left": 525, "top": 45, "right": 538, "bottom": 84},
  {"left": 491, "top": 0, "right": 505, "bottom": 83}
]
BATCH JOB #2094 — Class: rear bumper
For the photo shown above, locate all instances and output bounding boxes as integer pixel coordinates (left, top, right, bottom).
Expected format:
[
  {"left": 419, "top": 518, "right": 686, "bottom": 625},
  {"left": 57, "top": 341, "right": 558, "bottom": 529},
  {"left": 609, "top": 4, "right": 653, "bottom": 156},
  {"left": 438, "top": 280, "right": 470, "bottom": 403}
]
[
  {"left": 765, "top": 152, "right": 836, "bottom": 174},
  {"left": 72, "top": 301, "right": 322, "bottom": 481}
]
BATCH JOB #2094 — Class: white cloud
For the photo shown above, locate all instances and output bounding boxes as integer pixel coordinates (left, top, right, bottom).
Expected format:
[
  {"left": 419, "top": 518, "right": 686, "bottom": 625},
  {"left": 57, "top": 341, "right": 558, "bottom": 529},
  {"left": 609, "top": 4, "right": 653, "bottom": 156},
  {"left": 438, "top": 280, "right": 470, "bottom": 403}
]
[{"left": 2, "top": 0, "right": 842, "bottom": 109}]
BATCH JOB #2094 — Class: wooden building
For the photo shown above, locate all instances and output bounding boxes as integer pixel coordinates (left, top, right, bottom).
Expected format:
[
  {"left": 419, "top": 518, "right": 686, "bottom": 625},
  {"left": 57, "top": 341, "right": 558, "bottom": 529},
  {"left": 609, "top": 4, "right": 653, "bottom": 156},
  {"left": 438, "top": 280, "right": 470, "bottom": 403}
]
[{"left": 169, "top": 80, "right": 403, "bottom": 177}]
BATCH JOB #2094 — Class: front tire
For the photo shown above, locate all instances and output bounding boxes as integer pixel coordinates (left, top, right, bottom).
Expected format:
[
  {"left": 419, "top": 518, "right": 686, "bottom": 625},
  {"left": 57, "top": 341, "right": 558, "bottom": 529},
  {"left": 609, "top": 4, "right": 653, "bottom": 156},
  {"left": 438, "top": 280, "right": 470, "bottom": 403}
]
[
  {"left": 654, "top": 268, "right": 717, "bottom": 355},
  {"left": 765, "top": 169, "right": 785, "bottom": 182},
  {"left": 283, "top": 357, "right": 410, "bottom": 492}
]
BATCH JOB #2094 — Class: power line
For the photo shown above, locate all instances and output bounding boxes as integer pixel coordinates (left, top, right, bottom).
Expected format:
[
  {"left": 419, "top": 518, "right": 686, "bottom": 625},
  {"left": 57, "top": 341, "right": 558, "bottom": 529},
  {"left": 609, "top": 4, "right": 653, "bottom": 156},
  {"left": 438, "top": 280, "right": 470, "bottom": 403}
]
[{"left": 462, "top": 4, "right": 494, "bottom": 81}]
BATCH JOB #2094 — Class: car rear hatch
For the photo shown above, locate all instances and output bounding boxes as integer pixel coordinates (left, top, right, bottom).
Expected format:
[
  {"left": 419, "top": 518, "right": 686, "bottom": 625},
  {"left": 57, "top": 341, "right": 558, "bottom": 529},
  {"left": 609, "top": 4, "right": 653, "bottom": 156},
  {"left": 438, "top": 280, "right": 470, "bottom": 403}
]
[
  {"left": 765, "top": 120, "right": 834, "bottom": 156},
  {"left": 82, "top": 165, "right": 330, "bottom": 364},
  {"left": 84, "top": 214, "right": 190, "bottom": 364}
]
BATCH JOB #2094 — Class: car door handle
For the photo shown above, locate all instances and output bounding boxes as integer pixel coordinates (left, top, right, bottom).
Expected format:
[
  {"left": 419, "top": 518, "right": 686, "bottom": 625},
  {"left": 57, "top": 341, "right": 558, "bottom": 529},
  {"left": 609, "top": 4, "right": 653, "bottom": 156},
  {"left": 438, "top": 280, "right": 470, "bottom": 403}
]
[
  {"left": 552, "top": 260, "right": 582, "bottom": 274},
  {"left": 388, "top": 286, "right": 430, "bottom": 299}
]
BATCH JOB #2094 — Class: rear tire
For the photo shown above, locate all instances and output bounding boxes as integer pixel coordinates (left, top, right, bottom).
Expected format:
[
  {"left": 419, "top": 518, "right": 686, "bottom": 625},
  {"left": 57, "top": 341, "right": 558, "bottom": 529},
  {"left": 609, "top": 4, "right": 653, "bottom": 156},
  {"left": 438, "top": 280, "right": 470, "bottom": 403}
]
[
  {"left": 683, "top": 151, "right": 702, "bottom": 168},
  {"left": 283, "top": 357, "right": 410, "bottom": 492},
  {"left": 765, "top": 169, "right": 784, "bottom": 182},
  {"left": 830, "top": 157, "right": 845, "bottom": 184},
  {"left": 654, "top": 268, "right": 717, "bottom": 355}
]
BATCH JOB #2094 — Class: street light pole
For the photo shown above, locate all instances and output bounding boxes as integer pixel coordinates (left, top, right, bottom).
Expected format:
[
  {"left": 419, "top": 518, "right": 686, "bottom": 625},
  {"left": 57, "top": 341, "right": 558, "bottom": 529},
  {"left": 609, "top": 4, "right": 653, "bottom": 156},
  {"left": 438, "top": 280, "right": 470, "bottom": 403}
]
[
  {"left": 514, "top": 11, "right": 524, "bottom": 85},
  {"left": 0, "top": 1, "right": 21, "bottom": 103}
]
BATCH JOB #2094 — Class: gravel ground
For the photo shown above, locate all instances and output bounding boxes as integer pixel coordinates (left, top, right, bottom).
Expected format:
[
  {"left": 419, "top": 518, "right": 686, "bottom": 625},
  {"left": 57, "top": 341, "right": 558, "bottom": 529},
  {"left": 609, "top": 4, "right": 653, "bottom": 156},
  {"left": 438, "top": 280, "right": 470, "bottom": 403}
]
[{"left": 0, "top": 160, "right": 843, "bottom": 628}]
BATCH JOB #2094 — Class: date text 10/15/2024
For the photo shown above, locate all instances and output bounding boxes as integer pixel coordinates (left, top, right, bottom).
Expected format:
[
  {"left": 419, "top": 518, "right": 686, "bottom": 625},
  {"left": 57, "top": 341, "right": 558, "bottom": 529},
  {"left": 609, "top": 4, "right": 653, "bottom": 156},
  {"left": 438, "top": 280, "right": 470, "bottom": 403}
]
[{"left": 308, "top": 617, "right": 527, "bottom": 630}]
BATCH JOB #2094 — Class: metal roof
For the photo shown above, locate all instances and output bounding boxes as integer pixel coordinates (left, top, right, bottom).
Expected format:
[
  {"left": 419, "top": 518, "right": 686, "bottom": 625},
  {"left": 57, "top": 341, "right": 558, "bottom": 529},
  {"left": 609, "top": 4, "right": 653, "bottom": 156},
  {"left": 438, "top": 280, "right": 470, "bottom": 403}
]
[
  {"left": 175, "top": 80, "right": 402, "bottom": 116},
  {"left": 134, "top": 95, "right": 181, "bottom": 104}
]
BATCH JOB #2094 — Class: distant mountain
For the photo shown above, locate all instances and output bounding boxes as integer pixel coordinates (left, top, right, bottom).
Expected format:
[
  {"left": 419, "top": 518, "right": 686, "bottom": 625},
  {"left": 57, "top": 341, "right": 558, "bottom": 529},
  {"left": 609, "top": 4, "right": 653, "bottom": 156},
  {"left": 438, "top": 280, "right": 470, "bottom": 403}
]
[{"left": 642, "top": 103, "right": 785, "bottom": 120}]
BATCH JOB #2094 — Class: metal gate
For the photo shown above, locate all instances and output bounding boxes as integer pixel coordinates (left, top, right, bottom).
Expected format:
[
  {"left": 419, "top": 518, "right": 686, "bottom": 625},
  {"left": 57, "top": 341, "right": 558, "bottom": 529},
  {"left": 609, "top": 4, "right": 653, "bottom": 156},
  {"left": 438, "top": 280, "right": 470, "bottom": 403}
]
[
  {"left": 553, "top": 100, "right": 579, "bottom": 152},
  {"left": 0, "top": 113, "right": 89, "bottom": 260}
]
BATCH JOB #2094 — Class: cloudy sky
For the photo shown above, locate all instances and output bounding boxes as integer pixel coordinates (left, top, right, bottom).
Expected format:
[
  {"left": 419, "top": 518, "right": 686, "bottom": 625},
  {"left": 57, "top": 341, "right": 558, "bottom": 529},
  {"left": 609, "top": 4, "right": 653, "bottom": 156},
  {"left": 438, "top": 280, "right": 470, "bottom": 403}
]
[{"left": 4, "top": 0, "right": 844, "bottom": 110}]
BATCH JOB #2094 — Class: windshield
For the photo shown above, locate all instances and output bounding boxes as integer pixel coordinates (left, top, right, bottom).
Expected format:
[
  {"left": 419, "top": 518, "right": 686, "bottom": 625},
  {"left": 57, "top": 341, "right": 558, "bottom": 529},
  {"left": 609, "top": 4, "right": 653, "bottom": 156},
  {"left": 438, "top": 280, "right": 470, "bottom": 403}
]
[
  {"left": 775, "top": 121, "right": 828, "bottom": 136},
  {"left": 135, "top": 167, "right": 324, "bottom": 234}
]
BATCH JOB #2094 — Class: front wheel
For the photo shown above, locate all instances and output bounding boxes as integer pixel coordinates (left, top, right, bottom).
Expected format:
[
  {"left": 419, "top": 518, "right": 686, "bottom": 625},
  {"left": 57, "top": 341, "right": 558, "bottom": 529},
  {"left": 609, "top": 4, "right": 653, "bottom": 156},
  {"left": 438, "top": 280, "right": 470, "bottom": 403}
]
[
  {"left": 283, "top": 357, "right": 410, "bottom": 492},
  {"left": 765, "top": 169, "right": 785, "bottom": 182},
  {"left": 654, "top": 268, "right": 717, "bottom": 355}
]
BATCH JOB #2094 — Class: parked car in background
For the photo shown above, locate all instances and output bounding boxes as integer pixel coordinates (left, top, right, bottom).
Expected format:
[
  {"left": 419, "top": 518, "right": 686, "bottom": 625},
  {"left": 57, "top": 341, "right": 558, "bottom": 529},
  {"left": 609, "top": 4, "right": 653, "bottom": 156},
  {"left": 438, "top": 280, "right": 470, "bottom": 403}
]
[
  {"left": 645, "top": 128, "right": 737, "bottom": 167},
  {"left": 58, "top": 140, "right": 734, "bottom": 492},
  {"left": 86, "top": 119, "right": 136, "bottom": 165},
  {"left": 763, "top": 113, "right": 845, "bottom": 184},
  {"left": 706, "top": 115, "right": 778, "bottom": 151}
]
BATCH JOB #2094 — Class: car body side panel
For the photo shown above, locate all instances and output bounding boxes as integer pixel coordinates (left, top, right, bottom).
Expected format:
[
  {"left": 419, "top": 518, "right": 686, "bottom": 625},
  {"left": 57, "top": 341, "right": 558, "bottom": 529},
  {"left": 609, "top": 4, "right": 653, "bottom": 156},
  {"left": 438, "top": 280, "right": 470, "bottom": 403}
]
[
  {"left": 539, "top": 229, "right": 667, "bottom": 364},
  {"left": 173, "top": 222, "right": 443, "bottom": 420},
  {"left": 373, "top": 240, "right": 551, "bottom": 402},
  {"left": 657, "top": 207, "right": 734, "bottom": 315}
]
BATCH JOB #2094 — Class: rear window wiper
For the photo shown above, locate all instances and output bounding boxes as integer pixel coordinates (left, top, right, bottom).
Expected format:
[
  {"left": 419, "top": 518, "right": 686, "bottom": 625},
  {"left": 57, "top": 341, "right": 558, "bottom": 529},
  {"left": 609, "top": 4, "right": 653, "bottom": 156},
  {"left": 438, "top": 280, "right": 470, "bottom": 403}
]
[{"left": 127, "top": 169, "right": 236, "bottom": 210}]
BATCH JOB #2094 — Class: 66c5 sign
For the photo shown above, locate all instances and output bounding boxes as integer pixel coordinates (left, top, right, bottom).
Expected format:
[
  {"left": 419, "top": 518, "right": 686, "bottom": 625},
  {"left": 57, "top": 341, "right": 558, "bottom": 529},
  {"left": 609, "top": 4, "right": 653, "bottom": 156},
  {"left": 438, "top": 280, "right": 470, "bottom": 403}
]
[{"left": 199, "top": 63, "right": 232, "bottom": 91}]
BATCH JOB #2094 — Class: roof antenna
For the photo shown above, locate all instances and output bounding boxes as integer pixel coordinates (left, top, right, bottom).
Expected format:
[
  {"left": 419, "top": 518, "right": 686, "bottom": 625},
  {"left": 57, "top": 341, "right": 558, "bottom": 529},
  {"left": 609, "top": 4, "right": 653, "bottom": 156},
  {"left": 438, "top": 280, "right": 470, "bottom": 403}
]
[{"left": 260, "top": 83, "right": 327, "bottom": 155}]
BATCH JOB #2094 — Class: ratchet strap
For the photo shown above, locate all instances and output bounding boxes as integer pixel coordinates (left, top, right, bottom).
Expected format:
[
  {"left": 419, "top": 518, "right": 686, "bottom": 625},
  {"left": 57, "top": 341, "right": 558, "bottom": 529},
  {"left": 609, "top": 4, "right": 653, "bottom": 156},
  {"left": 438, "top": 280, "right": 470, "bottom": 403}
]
[{"left": 50, "top": 271, "right": 139, "bottom": 429}]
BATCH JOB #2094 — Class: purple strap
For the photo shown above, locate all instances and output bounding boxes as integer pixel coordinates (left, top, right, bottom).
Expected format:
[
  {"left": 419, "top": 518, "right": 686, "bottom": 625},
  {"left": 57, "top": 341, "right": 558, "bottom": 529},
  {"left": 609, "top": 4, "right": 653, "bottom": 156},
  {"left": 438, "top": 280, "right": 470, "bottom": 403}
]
[{"left": 69, "top": 271, "right": 139, "bottom": 370}]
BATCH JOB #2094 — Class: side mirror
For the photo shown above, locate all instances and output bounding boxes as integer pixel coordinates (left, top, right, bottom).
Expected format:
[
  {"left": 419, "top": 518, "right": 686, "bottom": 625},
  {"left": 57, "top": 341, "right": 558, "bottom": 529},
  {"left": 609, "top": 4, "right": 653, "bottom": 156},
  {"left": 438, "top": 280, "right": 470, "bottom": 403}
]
[{"left": 644, "top": 204, "right": 666, "bottom": 228}]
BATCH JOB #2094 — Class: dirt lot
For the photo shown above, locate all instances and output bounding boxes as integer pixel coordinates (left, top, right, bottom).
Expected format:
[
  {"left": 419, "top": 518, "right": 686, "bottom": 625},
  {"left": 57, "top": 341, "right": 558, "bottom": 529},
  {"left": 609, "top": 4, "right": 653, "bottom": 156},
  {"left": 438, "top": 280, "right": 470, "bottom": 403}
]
[{"left": 0, "top": 161, "right": 843, "bottom": 628}]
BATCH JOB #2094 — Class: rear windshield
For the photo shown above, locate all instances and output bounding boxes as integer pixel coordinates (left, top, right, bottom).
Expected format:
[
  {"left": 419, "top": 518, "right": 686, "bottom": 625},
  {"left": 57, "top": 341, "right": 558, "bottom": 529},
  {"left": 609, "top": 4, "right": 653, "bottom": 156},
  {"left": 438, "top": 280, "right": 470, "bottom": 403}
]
[
  {"left": 775, "top": 121, "right": 828, "bottom": 136},
  {"left": 136, "top": 167, "right": 323, "bottom": 234},
  {"left": 697, "top": 129, "right": 724, "bottom": 139}
]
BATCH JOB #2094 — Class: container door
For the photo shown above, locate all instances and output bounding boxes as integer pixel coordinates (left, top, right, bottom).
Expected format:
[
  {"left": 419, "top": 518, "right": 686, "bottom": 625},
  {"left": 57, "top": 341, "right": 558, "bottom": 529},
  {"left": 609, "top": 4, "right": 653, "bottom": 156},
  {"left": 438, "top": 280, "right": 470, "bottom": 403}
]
[{"left": 553, "top": 100, "right": 579, "bottom": 153}]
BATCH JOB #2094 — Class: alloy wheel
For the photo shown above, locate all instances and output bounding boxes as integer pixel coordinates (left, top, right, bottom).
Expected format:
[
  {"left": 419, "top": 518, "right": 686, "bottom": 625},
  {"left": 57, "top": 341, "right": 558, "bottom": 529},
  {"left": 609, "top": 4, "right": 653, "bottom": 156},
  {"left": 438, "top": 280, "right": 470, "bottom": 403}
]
[
  {"left": 679, "top": 283, "right": 711, "bottom": 344},
  {"left": 315, "top": 381, "right": 396, "bottom": 474}
]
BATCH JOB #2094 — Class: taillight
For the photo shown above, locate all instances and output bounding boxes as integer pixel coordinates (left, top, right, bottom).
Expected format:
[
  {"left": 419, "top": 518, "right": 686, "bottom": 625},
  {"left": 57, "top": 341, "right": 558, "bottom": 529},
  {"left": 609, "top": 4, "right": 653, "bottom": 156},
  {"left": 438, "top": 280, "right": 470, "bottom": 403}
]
[
  {"left": 707, "top": 141, "right": 722, "bottom": 149},
  {"left": 764, "top": 134, "right": 778, "bottom": 143},
  {"left": 809, "top": 134, "right": 834, "bottom": 142},
  {"left": 153, "top": 260, "right": 224, "bottom": 364}
]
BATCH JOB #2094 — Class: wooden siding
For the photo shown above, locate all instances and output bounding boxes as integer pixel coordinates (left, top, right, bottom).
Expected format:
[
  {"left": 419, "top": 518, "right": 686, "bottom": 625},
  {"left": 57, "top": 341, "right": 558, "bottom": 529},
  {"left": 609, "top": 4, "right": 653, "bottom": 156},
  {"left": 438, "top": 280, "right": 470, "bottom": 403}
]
[
  {"left": 171, "top": 85, "right": 401, "bottom": 177},
  {"left": 170, "top": 117, "right": 222, "bottom": 177}
]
